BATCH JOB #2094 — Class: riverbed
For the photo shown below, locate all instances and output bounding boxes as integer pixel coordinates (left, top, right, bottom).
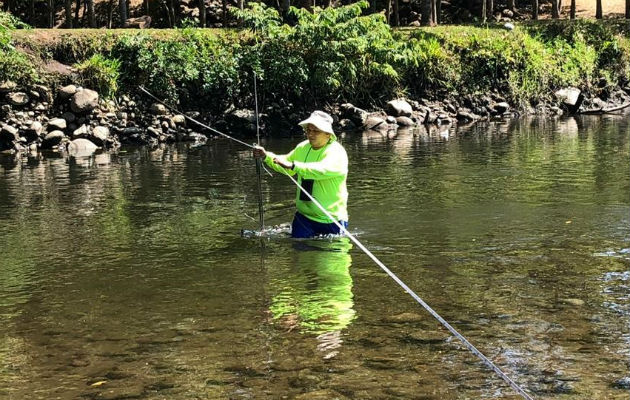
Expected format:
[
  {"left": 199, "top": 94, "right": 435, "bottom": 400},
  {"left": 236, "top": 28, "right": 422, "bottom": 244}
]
[{"left": 0, "top": 114, "right": 628, "bottom": 399}]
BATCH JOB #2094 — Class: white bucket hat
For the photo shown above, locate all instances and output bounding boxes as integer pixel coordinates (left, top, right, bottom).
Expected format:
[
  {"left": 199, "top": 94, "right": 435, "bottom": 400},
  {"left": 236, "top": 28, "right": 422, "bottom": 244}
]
[{"left": 298, "top": 110, "right": 336, "bottom": 139}]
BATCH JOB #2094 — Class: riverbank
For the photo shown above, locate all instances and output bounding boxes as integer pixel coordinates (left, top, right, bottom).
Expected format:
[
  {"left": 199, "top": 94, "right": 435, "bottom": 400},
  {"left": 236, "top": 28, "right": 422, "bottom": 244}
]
[{"left": 1, "top": 4, "right": 630, "bottom": 152}]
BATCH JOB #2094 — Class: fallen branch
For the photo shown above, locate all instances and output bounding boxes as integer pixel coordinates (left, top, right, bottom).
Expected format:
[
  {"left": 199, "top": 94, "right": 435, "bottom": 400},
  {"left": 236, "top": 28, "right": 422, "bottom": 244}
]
[{"left": 579, "top": 101, "right": 630, "bottom": 115}]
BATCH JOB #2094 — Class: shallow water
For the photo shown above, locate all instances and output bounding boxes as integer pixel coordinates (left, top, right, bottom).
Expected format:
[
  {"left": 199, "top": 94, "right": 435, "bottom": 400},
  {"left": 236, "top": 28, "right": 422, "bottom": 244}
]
[{"left": 0, "top": 115, "right": 629, "bottom": 399}]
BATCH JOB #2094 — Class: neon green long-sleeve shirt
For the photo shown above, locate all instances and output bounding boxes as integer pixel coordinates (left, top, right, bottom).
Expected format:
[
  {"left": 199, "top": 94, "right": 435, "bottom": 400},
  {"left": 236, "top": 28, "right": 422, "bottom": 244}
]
[{"left": 264, "top": 138, "right": 348, "bottom": 224}]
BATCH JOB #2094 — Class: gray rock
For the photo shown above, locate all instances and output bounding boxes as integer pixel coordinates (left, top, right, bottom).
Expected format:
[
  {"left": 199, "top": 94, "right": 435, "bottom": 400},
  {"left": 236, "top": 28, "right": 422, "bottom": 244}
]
[
  {"left": 396, "top": 116, "right": 415, "bottom": 127},
  {"left": 48, "top": 118, "right": 67, "bottom": 131},
  {"left": 91, "top": 126, "right": 110, "bottom": 145},
  {"left": 555, "top": 87, "right": 583, "bottom": 113},
  {"left": 61, "top": 111, "right": 76, "bottom": 123},
  {"left": 338, "top": 118, "right": 356, "bottom": 130},
  {"left": 70, "top": 89, "right": 99, "bottom": 113},
  {"left": 31, "top": 84, "right": 53, "bottom": 103},
  {"left": 23, "top": 121, "right": 43, "bottom": 141},
  {"left": 67, "top": 138, "right": 98, "bottom": 155},
  {"left": 150, "top": 103, "right": 169, "bottom": 115},
  {"left": 494, "top": 102, "right": 510, "bottom": 113},
  {"left": 7, "top": 92, "right": 29, "bottom": 106},
  {"left": 385, "top": 99, "right": 413, "bottom": 117},
  {"left": 425, "top": 112, "right": 438, "bottom": 124},
  {"left": 457, "top": 110, "right": 479, "bottom": 122},
  {"left": 613, "top": 377, "right": 630, "bottom": 389},
  {"left": 42, "top": 131, "right": 66, "bottom": 149},
  {"left": 171, "top": 115, "right": 186, "bottom": 125},
  {"left": 0, "top": 81, "right": 17, "bottom": 93},
  {"left": 365, "top": 116, "right": 387, "bottom": 131},
  {"left": 0, "top": 124, "right": 19, "bottom": 142},
  {"left": 73, "top": 124, "right": 90, "bottom": 138},
  {"left": 385, "top": 115, "right": 397, "bottom": 124},
  {"left": 340, "top": 103, "right": 369, "bottom": 127},
  {"left": 58, "top": 84, "right": 78, "bottom": 100}
]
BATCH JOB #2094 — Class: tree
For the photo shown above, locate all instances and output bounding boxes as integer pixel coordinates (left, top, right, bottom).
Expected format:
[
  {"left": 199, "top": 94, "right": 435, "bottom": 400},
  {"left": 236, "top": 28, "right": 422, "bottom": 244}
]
[
  {"left": 570, "top": 0, "right": 576, "bottom": 18},
  {"left": 508, "top": 0, "right": 515, "bottom": 10},
  {"left": 486, "top": 0, "right": 493, "bottom": 20},
  {"left": 532, "top": 0, "right": 538, "bottom": 19},
  {"left": 65, "top": 0, "right": 73, "bottom": 27},
  {"left": 595, "top": 0, "right": 602, "bottom": 18},
  {"left": 49, "top": 0, "right": 55, "bottom": 27},
  {"left": 437, "top": 0, "right": 441, "bottom": 24},
  {"left": 626, "top": 0, "right": 630, "bottom": 18},
  {"left": 481, "top": 0, "right": 486, "bottom": 22},
  {"left": 119, "top": 0, "right": 127, "bottom": 26},
  {"left": 199, "top": 0, "right": 206, "bottom": 27},
  {"left": 87, "top": 0, "right": 95, "bottom": 27},
  {"left": 393, "top": 0, "right": 399, "bottom": 26},
  {"left": 551, "top": 0, "right": 559, "bottom": 18}
]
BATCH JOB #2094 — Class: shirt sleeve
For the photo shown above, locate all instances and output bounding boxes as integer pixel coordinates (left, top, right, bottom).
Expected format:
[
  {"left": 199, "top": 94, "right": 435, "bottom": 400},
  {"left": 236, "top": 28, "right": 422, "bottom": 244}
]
[
  {"left": 263, "top": 150, "right": 297, "bottom": 176},
  {"left": 293, "top": 145, "right": 348, "bottom": 180}
]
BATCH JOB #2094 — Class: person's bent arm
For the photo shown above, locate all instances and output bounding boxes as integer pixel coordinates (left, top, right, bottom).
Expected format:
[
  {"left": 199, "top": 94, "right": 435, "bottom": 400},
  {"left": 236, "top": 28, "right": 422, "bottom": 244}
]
[{"left": 293, "top": 147, "right": 347, "bottom": 180}]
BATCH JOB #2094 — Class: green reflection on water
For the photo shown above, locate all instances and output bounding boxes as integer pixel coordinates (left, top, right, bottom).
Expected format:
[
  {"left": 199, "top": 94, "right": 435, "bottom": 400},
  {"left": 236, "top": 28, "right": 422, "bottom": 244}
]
[{"left": 270, "top": 239, "right": 355, "bottom": 335}]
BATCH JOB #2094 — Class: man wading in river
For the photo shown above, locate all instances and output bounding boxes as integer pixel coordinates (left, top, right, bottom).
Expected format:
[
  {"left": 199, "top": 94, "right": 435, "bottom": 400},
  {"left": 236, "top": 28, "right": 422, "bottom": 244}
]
[{"left": 253, "top": 111, "right": 348, "bottom": 238}]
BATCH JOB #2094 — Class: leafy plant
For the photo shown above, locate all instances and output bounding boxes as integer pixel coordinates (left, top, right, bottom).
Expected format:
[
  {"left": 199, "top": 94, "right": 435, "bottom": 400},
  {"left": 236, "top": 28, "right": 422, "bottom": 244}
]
[{"left": 75, "top": 54, "right": 121, "bottom": 98}]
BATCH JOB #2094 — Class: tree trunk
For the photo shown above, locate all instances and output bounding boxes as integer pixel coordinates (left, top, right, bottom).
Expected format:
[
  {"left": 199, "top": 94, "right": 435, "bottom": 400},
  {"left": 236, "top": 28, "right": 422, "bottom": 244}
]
[
  {"left": 75, "top": 0, "right": 81, "bottom": 24},
  {"left": 570, "top": 0, "right": 576, "bottom": 18},
  {"left": 199, "top": 0, "right": 206, "bottom": 27},
  {"left": 532, "top": 0, "right": 538, "bottom": 20},
  {"left": 30, "top": 0, "right": 36, "bottom": 24},
  {"left": 508, "top": 0, "right": 515, "bottom": 10},
  {"left": 386, "top": 0, "right": 391, "bottom": 24},
  {"left": 595, "top": 0, "right": 602, "bottom": 19},
  {"left": 49, "top": 0, "right": 55, "bottom": 27},
  {"left": 393, "top": 0, "right": 399, "bottom": 26},
  {"left": 481, "top": 0, "right": 486, "bottom": 22},
  {"left": 436, "top": 0, "right": 441, "bottom": 24},
  {"left": 65, "top": 0, "right": 73, "bottom": 27},
  {"left": 87, "top": 0, "right": 95, "bottom": 27},
  {"left": 431, "top": 0, "right": 437, "bottom": 25},
  {"left": 626, "top": 0, "right": 630, "bottom": 19},
  {"left": 486, "top": 0, "right": 493, "bottom": 20},
  {"left": 222, "top": 0, "right": 227, "bottom": 26},
  {"left": 119, "top": 0, "right": 127, "bottom": 26},
  {"left": 551, "top": 0, "right": 559, "bottom": 18}
]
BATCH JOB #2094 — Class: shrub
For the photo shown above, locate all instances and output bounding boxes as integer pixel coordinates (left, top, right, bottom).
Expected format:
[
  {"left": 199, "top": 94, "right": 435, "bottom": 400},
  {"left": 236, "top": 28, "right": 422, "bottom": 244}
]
[{"left": 75, "top": 54, "right": 121, "bottom": 98}]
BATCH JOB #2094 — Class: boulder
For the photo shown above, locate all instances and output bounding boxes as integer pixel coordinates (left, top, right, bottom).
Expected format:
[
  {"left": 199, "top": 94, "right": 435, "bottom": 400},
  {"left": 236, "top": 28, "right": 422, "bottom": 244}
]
[
  {"left": 171, "top": 115, "right": 186, "bottom": 125},
  {"left": 493, "top": 102, "right": 510, "bottom": 114},
  {"left": 7, "top": 92, "right": 29, "bottom": 106},
  {"left": 225, "top": 109, "right": 257, "bottom": 132},
  {"left": 340, "top": 103, "right": 369, "bottom": 127},
  {"left": 555, "top": 87, "right": 583, "bottom": 114},
  {"left": 395, "top": 116, "right": 415, "bottom": 127},
  {"left": 42, "top": 131, "right": 66, "bottom": 149},
  {"left": 58, "top": 84, "right": 78, "bottom": 101},
  {"left": 72, "top": 124, "right": 90, "bottom": 138},
  {"left": 0, "top": 124, "right": 19, "bottom": 142},
  {"left": 385, "top": 99, "right": 413, "bottom": 117},
  {"left": 31, "top": 84, "right": 53, "bottom": 103},
  {"left": 365, "top": 115, "right": 387, "bottom": 131},
  {"left": 23, "top": 121, "right": 43, "bottom": 141},
  {"left": 150, "top": 103, "right": 169, "bottom": 115},
  {"left": 70, "top": 89, "right": 99, "bottom": 113},
  {"left": 61, "top": 111, "right": 76, "bottom": 123},
  {"left": 48, "top": 118, "right": 67, "bottom": 131},
  {"left": 0, "top": 81, "right": 17, "bottom": 93},
  {"left": 67, "top": 138, "right": 98, "bottom": 156}
]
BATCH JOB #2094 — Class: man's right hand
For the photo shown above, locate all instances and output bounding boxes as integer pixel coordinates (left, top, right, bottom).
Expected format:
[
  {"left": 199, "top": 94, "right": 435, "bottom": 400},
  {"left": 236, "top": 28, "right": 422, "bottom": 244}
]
[{"left": 253, "top": 146, "right": 266, "bottom": 159}]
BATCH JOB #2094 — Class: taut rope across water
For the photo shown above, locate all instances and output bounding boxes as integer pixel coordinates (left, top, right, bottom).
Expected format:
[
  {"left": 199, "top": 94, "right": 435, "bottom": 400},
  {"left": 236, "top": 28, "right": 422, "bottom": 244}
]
[{"left": 138, "top": 86, "right": 535, "bottom": 400}]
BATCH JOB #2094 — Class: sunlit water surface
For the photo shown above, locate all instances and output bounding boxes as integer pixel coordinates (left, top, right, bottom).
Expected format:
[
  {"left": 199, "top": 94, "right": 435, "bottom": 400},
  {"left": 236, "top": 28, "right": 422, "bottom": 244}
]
[{"left": 0, "top": 115, "right": 629, "bottom": 399}]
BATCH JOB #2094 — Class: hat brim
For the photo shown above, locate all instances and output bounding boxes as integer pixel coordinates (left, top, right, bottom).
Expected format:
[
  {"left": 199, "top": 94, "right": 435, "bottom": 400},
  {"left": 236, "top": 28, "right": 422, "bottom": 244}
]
[{"left": 298, "top": 118, "right": 335, "bottom": 137}]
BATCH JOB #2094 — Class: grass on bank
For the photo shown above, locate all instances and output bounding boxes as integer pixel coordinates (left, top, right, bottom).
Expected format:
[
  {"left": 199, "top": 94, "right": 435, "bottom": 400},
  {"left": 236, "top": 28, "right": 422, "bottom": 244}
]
[{"left": 2, "top": 3, "right": 630, "bottom": 112}]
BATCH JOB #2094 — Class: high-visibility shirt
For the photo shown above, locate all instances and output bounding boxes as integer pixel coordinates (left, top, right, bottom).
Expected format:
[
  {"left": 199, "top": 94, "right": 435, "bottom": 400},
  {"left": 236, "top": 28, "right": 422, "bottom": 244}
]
[{"left": 264, "top": 138, "right": 348, "bottom": 224}]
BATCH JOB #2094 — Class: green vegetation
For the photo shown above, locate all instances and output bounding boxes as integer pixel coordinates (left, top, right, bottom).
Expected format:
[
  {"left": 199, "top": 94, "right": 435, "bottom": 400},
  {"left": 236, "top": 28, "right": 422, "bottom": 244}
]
[
  {"left": 0, "top": 12, "right": 38, "bottom": 85},
  {"left": 3, "top": 5, "right": 630, "bottom": 111}
]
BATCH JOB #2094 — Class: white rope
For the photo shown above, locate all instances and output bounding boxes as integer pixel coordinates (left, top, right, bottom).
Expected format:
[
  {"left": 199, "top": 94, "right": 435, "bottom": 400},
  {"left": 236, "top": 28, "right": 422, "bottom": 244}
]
[{"left": 278, "top": 169, "right": 535, "bottom": 400}]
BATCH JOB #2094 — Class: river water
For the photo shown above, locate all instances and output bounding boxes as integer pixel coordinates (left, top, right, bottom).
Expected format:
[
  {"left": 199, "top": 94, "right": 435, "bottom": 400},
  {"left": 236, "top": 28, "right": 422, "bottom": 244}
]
[{"left": 0, "top": 115, "right": 628, "bottom": 399}]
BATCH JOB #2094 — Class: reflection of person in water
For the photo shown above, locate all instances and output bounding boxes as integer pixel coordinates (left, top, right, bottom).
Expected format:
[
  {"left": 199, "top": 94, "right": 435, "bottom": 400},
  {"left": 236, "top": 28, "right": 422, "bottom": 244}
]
[{"left": 269, "top": 240, "right": 355, "bottom": 352}]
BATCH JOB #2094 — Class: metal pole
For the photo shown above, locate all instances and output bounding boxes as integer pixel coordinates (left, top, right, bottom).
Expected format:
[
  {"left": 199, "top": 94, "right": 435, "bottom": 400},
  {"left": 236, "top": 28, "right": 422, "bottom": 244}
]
[{"left": 254, "top": 73, "right": 265, "bottom": 232}]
